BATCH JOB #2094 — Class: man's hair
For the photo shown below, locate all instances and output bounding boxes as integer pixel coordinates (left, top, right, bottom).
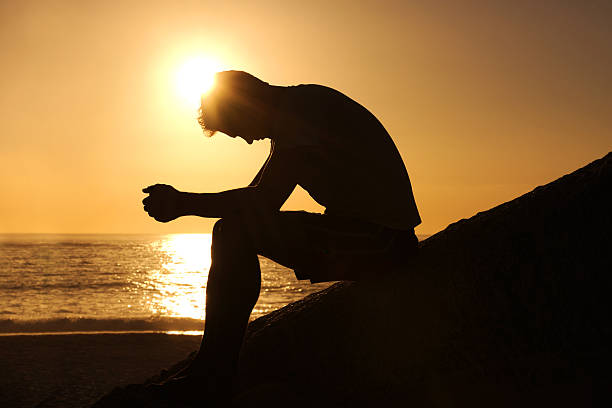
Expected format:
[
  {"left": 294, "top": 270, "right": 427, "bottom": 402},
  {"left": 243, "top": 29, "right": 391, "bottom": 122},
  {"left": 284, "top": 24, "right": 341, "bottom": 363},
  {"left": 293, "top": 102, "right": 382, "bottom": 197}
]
[{"left": 197, "top": 71, "right": 270, "bottom": 136}]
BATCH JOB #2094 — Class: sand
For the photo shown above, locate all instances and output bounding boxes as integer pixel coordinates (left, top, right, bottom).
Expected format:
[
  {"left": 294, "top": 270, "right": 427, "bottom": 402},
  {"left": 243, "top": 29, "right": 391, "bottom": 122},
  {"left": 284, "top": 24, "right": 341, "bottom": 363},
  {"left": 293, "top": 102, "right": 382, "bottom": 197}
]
[{"left": 0, "top": 333, "right": 201, "bottom": 408}]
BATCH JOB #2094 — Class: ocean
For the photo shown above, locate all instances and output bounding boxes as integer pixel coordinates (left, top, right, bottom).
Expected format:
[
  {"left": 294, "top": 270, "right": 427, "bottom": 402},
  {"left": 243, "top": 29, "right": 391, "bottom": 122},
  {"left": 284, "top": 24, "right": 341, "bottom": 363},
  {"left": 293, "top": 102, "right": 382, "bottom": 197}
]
[{"left": 0, "top": 234, "right": 334, "bottom": 335}]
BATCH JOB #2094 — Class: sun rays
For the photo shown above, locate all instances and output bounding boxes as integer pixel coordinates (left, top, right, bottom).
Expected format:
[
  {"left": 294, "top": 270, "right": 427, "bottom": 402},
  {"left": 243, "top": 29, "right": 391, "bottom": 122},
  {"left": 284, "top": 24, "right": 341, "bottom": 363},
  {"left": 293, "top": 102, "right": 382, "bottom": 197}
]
[{"left": 174, "top": 56, "right": 224, "bottom": 109}]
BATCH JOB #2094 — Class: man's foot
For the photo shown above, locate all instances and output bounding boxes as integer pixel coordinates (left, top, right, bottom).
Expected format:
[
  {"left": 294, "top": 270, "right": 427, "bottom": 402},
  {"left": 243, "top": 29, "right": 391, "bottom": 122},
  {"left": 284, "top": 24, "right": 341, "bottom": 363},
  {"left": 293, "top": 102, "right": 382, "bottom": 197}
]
[
  {"left": 148, "top": 375, "right": 204, "bottom": 401},
  {"left": 147, "top": 373, "right": 232, "bottom": 405},
  {"left": 159, "top": 355, "right": 208, "bottom": 382}
]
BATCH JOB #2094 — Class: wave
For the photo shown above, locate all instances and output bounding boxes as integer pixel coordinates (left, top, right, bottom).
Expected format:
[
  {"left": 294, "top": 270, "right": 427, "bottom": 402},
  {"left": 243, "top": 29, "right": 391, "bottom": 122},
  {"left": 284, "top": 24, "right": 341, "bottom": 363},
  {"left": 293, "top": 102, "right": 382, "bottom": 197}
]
[
  {"left": 0, "top": 281, "right": 128, "bottom": 291},
  {"left": 0, "top": 242, "right": 120, "bottom": 249},
  {"left": 0, "top": 316, "right": 204, "bottom": 334}
]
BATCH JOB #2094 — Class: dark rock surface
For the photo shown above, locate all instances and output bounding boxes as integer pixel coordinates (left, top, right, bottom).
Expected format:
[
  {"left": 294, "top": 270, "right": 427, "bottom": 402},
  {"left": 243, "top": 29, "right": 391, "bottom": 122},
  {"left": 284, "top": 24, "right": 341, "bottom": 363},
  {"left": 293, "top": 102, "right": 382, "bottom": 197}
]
[{"left": 94, "top": 152, "right": 611, "bottom": 407}]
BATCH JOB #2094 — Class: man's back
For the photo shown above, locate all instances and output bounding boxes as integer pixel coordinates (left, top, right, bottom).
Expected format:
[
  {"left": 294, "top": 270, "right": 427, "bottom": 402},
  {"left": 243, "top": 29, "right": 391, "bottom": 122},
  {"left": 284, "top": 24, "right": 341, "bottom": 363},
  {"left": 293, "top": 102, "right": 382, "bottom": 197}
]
[{"left": 272, "top": 84, "right": 421, "bottom": 230}]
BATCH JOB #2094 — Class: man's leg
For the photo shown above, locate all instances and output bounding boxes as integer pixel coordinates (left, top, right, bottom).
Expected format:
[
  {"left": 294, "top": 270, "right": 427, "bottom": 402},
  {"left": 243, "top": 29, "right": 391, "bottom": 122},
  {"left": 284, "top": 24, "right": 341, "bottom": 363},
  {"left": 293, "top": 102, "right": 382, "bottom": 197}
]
[
  {"left": 177, "top": 211, "right": 407, "bottom": 393},
  {"left": 190, "top": 217, "right": 262, "bottom": 393}
]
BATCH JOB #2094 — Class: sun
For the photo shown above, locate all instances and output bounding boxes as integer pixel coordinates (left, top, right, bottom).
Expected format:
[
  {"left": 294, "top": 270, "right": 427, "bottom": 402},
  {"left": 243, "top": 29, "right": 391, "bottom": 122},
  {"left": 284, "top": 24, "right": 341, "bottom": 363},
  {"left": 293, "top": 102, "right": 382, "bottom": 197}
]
[{"left": 175, "top": 56, "right": 223, "bottom": 108}]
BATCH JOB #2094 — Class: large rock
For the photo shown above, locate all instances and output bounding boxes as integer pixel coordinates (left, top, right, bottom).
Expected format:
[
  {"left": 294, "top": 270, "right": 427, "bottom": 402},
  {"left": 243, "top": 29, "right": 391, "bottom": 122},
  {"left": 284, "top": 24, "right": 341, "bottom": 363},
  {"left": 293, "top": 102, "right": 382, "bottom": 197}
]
[
  {"left": 234, "top": 152, "right": 611, "bottom": 406},
  {"left": 95, "top": 152, "right": 611, "bottom": 407}
]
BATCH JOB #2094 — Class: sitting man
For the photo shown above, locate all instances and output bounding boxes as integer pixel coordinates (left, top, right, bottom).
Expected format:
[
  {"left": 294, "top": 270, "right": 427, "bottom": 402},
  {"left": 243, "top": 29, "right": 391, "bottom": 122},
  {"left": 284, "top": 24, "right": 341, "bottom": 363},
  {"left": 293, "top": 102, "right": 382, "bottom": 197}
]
[{"left": 142, "top": 70, "right": 421, "bottom": 402}]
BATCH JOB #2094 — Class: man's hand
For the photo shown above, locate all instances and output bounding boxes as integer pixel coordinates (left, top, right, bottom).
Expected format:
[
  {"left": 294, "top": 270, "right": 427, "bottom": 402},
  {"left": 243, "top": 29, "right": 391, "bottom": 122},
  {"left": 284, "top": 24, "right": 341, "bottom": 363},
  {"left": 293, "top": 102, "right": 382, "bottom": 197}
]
[{"left": 142, "top": 184, "right": 186, "bottom": 223}]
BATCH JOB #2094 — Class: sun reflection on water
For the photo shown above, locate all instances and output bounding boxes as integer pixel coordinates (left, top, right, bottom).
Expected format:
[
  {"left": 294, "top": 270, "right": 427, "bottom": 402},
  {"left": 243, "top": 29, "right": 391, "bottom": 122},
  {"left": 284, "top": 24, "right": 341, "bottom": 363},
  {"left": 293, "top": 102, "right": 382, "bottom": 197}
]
[{"left": 145, "top": 234, "right": 212, "bottom": 320}]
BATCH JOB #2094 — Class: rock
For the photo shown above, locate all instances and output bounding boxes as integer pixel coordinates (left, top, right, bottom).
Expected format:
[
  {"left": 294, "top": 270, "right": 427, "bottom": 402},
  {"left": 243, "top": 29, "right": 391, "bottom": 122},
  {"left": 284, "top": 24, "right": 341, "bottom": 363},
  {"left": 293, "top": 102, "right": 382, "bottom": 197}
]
[
  {"left": 235, "top": 152, "right": 611, "bottom": 406},
  {"left": 94, "top": 152, "right": 611, "bottom": 407}
]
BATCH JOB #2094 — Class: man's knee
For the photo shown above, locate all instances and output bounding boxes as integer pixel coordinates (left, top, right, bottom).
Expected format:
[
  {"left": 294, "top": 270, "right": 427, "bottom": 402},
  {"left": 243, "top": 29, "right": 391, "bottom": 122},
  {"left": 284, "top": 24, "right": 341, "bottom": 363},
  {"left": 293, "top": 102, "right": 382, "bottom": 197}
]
[
  {"left": 210, "top": 218, "right": 259, "bottom": 273},
  {"left": 212, "top": 217, "right": 248, "bottom": 245}
]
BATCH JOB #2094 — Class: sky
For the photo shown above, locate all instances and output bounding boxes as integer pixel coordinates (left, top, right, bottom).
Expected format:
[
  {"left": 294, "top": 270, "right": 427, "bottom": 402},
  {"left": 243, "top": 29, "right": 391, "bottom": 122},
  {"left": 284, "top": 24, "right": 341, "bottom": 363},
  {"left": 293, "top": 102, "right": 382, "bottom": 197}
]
[{"left": 1, "top": 0, "right": 610, "bottom": 235}]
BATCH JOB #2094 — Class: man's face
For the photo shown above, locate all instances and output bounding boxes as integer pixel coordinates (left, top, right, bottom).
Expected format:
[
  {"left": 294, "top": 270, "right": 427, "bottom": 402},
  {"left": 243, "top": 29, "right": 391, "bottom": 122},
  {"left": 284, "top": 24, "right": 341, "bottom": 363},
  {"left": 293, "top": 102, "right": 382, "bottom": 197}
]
[
  {"left": 224, "top": 129, "right": 259, "bottom": 145},
  {"left": 202, "top": 92, "right": 268, "bottom": 144}
]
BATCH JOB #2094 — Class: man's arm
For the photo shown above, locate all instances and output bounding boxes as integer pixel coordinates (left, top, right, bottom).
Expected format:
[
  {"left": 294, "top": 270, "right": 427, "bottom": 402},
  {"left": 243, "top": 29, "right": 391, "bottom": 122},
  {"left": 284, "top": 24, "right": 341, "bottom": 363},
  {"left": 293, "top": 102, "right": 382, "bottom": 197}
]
[
  {"left": 142, "top": 146, "right": 298, "bottom": 222},
  {"left": 248, "top": 142, "right": 274, "bottom": 187}
]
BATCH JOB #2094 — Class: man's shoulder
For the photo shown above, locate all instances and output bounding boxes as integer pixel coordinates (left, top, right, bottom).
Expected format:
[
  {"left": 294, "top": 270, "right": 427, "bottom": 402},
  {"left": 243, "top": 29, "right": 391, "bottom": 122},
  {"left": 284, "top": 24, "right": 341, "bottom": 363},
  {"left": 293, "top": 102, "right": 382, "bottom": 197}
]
[
  {"left": 284, "top": 84, "right": 350, "bottom": 104},
  {"left": 275, "top": 83, "right": 387, "bottom": 146},
  {"left": 283, "top": 84, "right": 376, "bottom": 126}
]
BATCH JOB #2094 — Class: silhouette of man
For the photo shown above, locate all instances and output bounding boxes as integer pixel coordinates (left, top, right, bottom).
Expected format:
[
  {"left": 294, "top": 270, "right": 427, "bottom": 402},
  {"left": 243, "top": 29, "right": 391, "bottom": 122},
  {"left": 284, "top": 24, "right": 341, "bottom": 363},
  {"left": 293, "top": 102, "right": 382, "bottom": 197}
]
[{"left": 142, "top": 71, "right": 421, "bottom": 402}]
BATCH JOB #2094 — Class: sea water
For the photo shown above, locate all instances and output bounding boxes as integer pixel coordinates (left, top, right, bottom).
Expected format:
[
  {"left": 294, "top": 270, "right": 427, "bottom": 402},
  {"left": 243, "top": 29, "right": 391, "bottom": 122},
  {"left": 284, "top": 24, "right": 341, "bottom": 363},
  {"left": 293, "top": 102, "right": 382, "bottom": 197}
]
[{"left": 0, "top": 234, "right": 333, "bottom": 335}]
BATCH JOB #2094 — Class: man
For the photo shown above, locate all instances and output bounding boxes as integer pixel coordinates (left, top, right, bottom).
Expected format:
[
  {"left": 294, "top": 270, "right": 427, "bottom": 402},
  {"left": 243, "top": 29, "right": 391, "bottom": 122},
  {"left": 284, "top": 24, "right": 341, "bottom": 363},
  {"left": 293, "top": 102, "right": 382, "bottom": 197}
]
[{"left": 142, "top": 71, "right": 421, "bottom": 402}]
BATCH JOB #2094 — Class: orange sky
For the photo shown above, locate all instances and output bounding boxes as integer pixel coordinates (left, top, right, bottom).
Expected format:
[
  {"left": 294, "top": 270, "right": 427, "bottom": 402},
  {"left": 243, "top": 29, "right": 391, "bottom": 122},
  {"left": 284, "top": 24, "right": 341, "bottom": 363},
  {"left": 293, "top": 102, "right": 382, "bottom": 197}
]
[{"left": 1, "top": 0, "right": 610, "bottom": 235}]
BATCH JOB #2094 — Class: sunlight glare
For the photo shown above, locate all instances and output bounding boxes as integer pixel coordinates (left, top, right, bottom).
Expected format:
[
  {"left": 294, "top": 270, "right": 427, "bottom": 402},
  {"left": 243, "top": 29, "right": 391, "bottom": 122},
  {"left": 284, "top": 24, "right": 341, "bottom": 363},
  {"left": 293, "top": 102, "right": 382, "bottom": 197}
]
[
  {"left": 145, "top": 234, "right": 212, "bottom": 320},
  {"left": 175, "top": 57, "right": 223, "bottom": 108}
]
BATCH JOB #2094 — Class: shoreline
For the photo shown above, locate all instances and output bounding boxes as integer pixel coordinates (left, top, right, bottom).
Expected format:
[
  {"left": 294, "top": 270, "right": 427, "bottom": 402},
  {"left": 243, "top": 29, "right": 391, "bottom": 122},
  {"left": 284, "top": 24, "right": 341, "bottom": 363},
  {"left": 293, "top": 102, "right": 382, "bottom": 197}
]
[{"left": 0, "top": 330, "right": 204, "bottom": 337}]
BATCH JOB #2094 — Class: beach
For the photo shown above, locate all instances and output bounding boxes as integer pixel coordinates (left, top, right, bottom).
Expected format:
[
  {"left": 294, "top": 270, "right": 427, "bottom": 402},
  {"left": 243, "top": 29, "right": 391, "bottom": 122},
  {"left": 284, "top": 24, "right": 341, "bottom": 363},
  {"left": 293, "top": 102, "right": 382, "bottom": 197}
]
[
  {"left": 0, "top": 234, "right": 334, "bottom": 407},
  {"left": 0, "top": 333, "right": 201, "bottom": 408}
]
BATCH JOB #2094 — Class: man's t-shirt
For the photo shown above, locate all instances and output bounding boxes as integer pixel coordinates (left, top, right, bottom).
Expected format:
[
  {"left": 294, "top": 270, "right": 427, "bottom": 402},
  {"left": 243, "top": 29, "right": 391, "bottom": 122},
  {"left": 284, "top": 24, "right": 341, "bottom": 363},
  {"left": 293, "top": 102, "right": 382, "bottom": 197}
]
[{"left": 269, "top": 84, "right": 421, "bottom": 231}]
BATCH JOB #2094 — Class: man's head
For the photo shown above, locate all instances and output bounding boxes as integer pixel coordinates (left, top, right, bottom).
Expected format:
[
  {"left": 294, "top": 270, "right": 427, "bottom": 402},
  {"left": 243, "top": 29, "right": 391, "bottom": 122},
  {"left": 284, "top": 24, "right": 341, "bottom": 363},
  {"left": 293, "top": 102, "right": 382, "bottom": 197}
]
[{"left": 197, "top": 71, "right": 275, "bottom": 144}]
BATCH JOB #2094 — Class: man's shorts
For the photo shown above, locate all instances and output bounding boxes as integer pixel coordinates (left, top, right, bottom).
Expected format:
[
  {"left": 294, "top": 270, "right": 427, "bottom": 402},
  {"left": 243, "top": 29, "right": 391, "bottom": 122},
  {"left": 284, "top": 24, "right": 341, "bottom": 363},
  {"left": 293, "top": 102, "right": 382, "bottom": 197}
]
[{"left": 255, "top": 211, "right": 418, "bottom": 283}]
